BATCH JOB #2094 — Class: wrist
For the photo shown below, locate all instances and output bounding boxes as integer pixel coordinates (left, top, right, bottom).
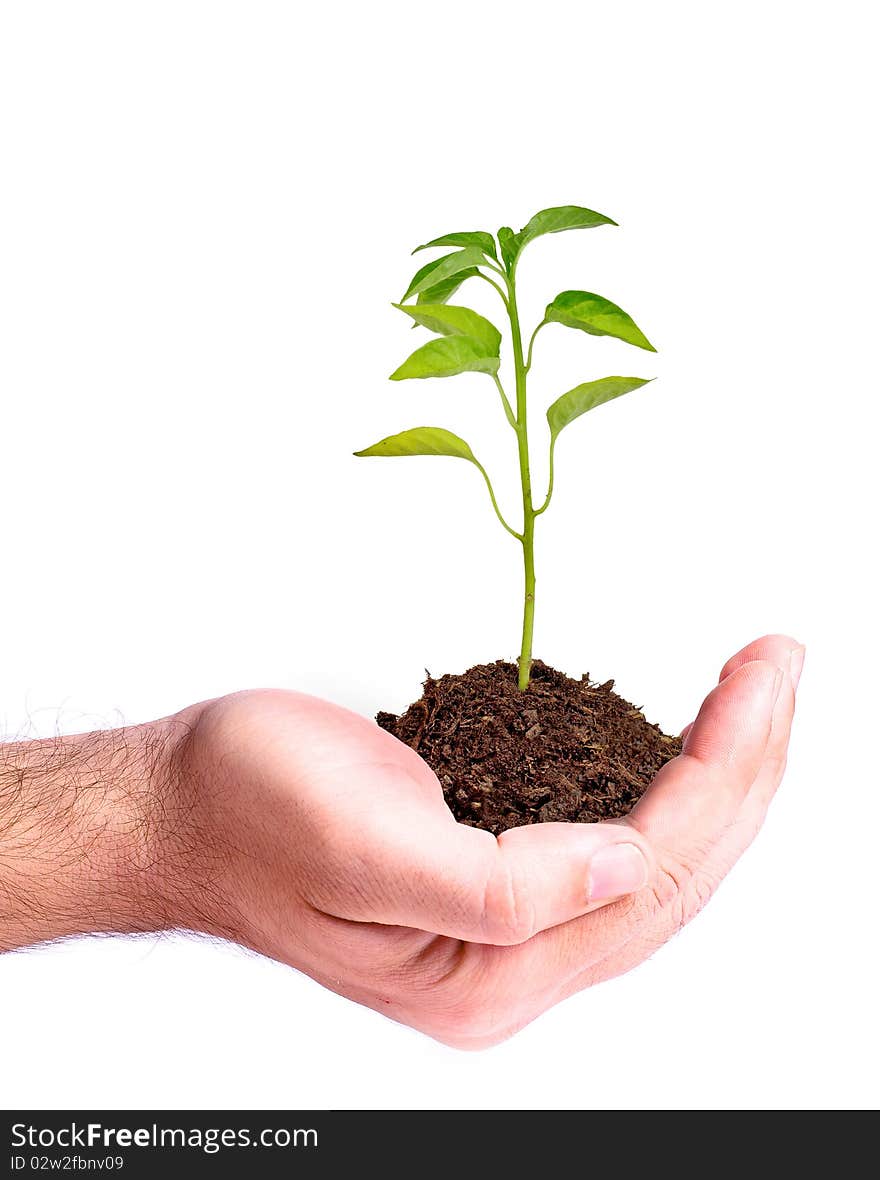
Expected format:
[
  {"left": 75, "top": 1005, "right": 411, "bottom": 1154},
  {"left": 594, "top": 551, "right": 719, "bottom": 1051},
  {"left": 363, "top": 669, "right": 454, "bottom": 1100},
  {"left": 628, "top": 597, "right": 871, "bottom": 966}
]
[{"left": 0, "top": 712, "right": 197, "bottom": 950}]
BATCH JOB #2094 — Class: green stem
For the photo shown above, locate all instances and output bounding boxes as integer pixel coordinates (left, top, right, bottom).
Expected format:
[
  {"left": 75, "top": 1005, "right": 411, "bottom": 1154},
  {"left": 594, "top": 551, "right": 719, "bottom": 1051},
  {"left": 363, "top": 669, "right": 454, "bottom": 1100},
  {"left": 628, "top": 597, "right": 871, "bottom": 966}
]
[
  {"left": 492, "top": 374, "right": 517, "bottom": 430},
  {"left": 524, "top": 319, "right": 546, "bottom": 373},
  {"left": 534, "top": 436, "right": 556, "bottom": 515},
  {"left": 506, "top": 262, "right": 536, "bottom": 691},
  {"left": 475, "top": 460, "right": 522, "bottom": 541},
  {"left": 519, "top": 510, "right": 536, "bottom": 690},
  {"left": 477, "top": 271, "right": 510, "bottom": 307}
]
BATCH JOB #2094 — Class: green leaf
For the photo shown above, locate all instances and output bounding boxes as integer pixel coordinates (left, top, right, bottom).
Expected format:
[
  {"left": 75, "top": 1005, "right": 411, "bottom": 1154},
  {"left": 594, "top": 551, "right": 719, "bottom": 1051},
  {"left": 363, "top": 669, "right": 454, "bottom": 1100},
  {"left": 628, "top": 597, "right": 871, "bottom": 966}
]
[
  {"left": 415, "top": 268, "right": 480, "bottom": 306},
  {"left": 544, "top": 290, "right": 656, "bottom": 351},
  {"left": 413, "top": 231, "right": 497, "bottom": 260},
  {"left": 401, "top": 247, "right": 489, "bottom": 302},
  {"left": 354, "top": 426, "right": 478, "bottom": 464},
  {"left": 519, "top": 205, "right": 616, "bottom": 248},
  {"left": 393, "top": 303, "right": 502, "bottom": 353},
  {"left": 497, "top": 226, "right": 518, "bottom": 271},
  {"left": 547, "top": 376, "right": 653, "bottom": 440},
  {"left": 499, "top": 206, "right": 616, "bottom": 268},
  {"left": 390, "top": 335, "right": 500, "bottom": 380}
]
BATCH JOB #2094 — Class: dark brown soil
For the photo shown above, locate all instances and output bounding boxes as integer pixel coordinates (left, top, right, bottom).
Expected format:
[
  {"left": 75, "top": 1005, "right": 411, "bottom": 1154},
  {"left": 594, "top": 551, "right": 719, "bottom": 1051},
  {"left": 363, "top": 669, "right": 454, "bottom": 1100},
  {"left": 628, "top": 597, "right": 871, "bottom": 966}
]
[{"left": 377, "top": 660, "right": 681, "bottom": 835}]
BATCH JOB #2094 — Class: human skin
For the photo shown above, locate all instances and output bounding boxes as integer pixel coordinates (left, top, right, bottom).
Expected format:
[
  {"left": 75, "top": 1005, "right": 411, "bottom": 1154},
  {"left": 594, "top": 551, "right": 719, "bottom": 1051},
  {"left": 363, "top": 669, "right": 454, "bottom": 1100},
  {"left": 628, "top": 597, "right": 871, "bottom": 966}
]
[{"left": 0, "top": 634, "right": 802, "bottom": 1048}]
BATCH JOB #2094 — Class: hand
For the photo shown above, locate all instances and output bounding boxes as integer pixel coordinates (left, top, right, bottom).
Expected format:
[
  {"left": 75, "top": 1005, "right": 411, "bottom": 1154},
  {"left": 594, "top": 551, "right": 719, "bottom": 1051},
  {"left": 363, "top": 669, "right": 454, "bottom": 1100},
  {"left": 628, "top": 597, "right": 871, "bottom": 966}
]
[{"left": 167, "top": 634, "right": 802, "bottom": 1048}]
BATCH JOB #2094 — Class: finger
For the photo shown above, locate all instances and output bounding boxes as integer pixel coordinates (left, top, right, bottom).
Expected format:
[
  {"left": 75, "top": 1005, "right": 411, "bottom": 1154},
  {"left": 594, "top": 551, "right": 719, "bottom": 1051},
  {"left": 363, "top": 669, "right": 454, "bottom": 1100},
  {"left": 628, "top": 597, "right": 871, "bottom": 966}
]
[
  {"left": 539, "top": 656, "right": 804, "bottom": 1023},
  {"left": 718, "top": 633, "right": 803, "bottom": 687},
  {"left": 319, "top": 765, "right": 655, "bottom": 946},
  {"left": 338, "top": 654, "right": 782, "bottom": 943},
  {"left": 324, "top": 653, "right": 786, "bottom": 951},
  {"left": 415, "top": 646, "right": 804, "bottom": 1042},
  {"left": 568, "top": 661, "right": 799, "bottom": 992},
  {"left": 621, "top": 659, "right": 782, "bottom": 862},
  {"left": 727, "top": 641, "right": 803, "bottom": 828},
  {"left": 678, "top": 635, "right": 802, "bottom": 746},
  {"left": 559, "top": 648, "right": 802, "bottom": 985},
  {"left": 710, "top": 634, "right": 803, "bottom": 825},
  {"left": 507, "top": 654, "right": 800, "bottom": 1009}
]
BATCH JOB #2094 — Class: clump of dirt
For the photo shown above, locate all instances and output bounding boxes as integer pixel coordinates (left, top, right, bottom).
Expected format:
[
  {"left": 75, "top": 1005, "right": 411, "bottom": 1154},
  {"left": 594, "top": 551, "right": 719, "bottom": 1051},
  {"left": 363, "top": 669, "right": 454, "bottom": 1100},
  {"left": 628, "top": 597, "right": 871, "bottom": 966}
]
[{"left": 378, "top": 659, "right": 681, "bottom": 835}]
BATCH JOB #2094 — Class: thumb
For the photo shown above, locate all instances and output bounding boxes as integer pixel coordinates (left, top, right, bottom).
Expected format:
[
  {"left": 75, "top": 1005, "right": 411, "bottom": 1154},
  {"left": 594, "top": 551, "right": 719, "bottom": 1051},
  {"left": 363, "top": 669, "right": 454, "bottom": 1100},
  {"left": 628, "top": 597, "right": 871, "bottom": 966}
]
[{"left": 323, "top": 766, "right": 653, "bottom": 945}]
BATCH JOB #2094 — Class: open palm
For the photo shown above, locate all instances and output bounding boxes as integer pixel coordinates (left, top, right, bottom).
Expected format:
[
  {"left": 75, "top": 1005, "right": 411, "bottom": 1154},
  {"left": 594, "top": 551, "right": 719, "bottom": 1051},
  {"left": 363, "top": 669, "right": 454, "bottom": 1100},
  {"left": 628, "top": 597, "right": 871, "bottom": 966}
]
[{"left": 174, "top": 634, "right": 801, "bottom": 1047}]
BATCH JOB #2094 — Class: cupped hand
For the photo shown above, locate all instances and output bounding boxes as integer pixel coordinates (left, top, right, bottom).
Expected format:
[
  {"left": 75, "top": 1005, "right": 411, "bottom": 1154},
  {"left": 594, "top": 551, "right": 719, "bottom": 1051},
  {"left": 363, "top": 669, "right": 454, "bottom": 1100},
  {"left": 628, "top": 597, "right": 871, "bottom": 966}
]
[{"left": 169, "top": 635, "right": 802, "bottom": 1048}]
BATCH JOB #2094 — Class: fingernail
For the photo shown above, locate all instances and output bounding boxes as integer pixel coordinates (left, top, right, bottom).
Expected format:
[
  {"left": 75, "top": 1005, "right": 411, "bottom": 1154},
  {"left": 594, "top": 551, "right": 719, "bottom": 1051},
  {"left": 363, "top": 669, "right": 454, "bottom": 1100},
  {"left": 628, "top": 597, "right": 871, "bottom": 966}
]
[
  {"left": 789, "top": 645, "right": 805, "bottom": 690},
  {"left": 588, "top": 843, "right": 648, "bottom": 902}
]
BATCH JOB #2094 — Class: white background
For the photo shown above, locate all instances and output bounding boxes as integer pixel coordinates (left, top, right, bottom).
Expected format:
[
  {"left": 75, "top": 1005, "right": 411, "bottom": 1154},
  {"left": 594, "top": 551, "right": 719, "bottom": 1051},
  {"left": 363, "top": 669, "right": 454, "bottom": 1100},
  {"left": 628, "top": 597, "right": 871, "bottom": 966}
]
[{"left": 1, "top": 0, "right": 877, "bottom": 1110}]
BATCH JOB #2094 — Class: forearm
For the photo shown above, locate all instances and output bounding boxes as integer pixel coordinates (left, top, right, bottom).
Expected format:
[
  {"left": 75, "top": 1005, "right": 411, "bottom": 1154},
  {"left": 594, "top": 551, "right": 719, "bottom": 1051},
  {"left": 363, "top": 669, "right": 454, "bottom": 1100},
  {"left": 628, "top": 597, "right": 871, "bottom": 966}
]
[{"left": 0, "top": 716, "right": 190, "bottom": 951}]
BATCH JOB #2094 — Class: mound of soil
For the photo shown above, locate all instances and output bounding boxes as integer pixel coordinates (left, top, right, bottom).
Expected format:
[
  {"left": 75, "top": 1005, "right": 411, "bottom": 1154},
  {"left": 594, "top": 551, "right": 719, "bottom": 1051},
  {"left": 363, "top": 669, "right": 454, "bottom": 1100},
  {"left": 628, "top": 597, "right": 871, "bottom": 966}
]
[{"left": 377, "top": 659, "right": 681, "bottom": 835}]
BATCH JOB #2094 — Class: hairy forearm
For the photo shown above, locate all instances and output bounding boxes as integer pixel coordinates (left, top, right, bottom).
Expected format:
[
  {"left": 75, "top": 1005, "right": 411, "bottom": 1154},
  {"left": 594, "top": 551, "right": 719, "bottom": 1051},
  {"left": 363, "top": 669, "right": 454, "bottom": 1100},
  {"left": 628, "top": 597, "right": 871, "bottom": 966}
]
[{"left": 0, "top": 716, "right": 193, "bottom": 951}]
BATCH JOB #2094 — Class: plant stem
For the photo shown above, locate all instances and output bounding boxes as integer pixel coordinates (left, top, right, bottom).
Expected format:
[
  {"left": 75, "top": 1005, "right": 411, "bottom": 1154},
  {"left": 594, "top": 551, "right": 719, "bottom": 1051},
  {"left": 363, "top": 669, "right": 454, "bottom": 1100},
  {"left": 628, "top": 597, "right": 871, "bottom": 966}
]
[
  {"left": 524, "top": 318, "right": 546, "bottom": 373},
  {"left": 534, "top": 436, "right": 556, "bottom": 516},
  {"left": 519, "top": 507, "right": 536, "bottom": 690},
  {"left": 492, "top": 373, "right": 518, "bottom": 430},
  {"left": 477, "top": 271, "right": 510, "bottom": 307},
  {"left": 475, "top": 460, "right": 522, "bottom": 541},
  {"left": 506, "top": 262, "right": 535, "bottom": 691}
]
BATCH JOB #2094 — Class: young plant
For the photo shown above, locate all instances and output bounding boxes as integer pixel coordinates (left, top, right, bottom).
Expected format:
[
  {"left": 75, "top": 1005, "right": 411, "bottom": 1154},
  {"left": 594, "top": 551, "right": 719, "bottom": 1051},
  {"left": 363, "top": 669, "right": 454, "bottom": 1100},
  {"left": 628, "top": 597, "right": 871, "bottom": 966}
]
[{"left": 355, "top": 205, "right": 656, "bottom": 691}]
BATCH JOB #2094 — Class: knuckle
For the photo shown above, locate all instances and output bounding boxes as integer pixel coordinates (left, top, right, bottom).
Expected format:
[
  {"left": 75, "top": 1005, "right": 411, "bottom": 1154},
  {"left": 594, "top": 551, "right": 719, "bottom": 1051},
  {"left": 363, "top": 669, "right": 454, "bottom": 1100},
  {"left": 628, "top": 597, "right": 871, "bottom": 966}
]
[
  {"left": 646, "top": 861, "right": 719, "bottom": 932},
  {"left": 688, "top": 870, "right": 717, "bottom": 919},
  {"left": 481, "top": 850, "right": 537, "bottom": 945},
  {"left": 648, "top": 866, "right": 680, "bottom": 912},
  {"left": 669, "top": 869, "right": 716, "bottom": 931}
]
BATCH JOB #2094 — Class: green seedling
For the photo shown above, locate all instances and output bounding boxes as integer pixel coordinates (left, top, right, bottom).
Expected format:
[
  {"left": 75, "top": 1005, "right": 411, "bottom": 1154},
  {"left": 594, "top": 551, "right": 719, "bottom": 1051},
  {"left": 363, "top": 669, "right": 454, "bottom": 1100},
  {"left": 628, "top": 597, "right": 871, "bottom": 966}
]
[{"left": 356, "top": 205, "right": 656, "bottom": 690}]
